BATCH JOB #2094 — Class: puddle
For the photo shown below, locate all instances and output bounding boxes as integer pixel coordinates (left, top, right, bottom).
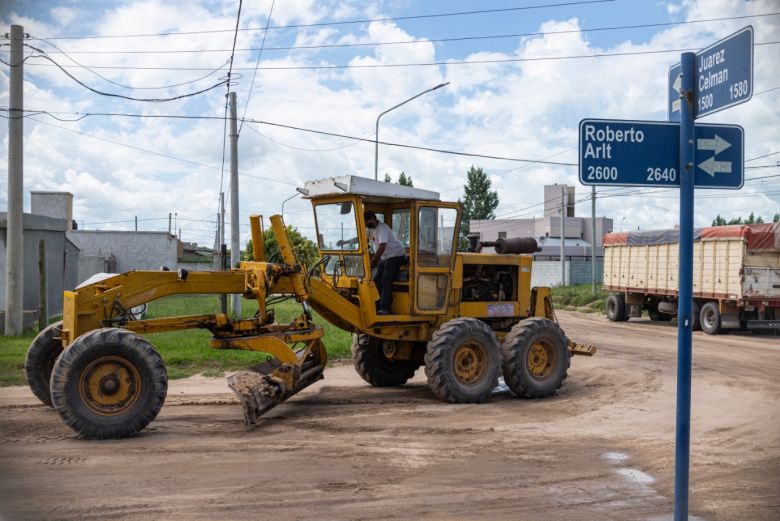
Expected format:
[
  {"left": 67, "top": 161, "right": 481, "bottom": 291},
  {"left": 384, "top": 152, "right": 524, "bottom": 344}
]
[
  {"left": 615, "top": 467, "right": 655, "bottom": 484},
  {"left": 601, "top": 451, "right": 630, "bottom": 465}
]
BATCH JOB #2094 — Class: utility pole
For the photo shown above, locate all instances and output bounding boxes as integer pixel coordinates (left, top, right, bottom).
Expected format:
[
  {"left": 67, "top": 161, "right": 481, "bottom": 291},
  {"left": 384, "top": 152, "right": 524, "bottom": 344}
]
[
  {"left": 219, "top": 192, "right": 227, "bottom": 314},
  {"left": 591, "top": 186, "right": 597, "bottom": 295},
  {"left": 4, "top": 25, "right": 24, "bottom": 336},
  {"left": 168, "top": 213, "right": 172, "bottom": 235},
  {"left": 229, "top": 92, "right": 241, "bottom": 317},
  {"left": 38, "top": 240, "right": 47, "bottom": 330},
  {"left": 134, "top": 215, "right": 138, "bottom": 231},
  {"left": 560, "top": 186, "right": 566, "bottom": 287}
]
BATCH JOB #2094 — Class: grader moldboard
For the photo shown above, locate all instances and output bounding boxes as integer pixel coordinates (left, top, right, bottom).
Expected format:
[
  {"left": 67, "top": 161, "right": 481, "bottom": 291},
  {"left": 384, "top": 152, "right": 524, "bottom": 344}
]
[{"left": 26, "top": 176, "right": 595, "bottom": 439}]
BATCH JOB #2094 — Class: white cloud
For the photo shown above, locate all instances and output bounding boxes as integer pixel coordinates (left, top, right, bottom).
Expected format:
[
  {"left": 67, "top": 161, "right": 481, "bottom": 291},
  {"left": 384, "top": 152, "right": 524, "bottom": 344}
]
[{"left": 0, "top": 0, "right": 777, "bottom": 248}]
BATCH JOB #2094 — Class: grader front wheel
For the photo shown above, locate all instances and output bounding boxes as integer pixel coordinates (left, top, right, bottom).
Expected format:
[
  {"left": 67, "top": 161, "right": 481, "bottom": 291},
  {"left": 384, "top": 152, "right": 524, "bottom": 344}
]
[
  {"left": 501, "top": 318, "right": 570, "bottom": 398},
  {"left": 424, "top": 318, "right": 500, "bottom": 403},
  {"left": 50, "top": 328, "right": 168, "bottom": 439},
  {"left": 351, "top": 334, "right": 418, "bottom": 387}
]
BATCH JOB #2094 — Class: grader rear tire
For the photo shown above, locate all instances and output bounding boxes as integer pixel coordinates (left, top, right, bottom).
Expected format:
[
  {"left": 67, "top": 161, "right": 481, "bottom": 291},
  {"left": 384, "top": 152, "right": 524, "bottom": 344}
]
[
  {"left": 424, "top": 318, "right": 501, "bottom": 403},
  {"left": 50, "top": 328, "right": 167, "bottom": 439},
  {"left": 351, "top": 334, "right": 417, "bottom": 387},
  {"left": 501, "top": 318, "right": 570, "bottom": 398},
  {"left": 25, "top": 321, "right": 64, "bottom": 407}
]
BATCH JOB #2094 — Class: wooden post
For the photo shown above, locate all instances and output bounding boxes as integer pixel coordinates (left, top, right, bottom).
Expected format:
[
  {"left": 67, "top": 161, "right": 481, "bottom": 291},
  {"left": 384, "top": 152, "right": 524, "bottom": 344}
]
[{"left": 38, "top": 239, "right": 47, "bottom": 330}]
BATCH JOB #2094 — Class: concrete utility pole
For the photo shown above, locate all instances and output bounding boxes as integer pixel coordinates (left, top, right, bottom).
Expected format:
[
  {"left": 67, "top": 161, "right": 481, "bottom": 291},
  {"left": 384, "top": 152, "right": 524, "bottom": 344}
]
[
  {"left": 38, "top": 240, "right": 46, "bottom": 330},
  {"left": 229, "top": 92, "right": 241, "bottom": 316},
  {"left": 219, "top": 192, "right": 227, "bottom": 315},
  {"left": 591, "top": 186, "right": 597, "bottom": 295},
  {"left": 560, "top": 186, "right": 566, "bottom": 287},
  {"left": 5, "top": 25, "right": 24, "bottom": 336}
]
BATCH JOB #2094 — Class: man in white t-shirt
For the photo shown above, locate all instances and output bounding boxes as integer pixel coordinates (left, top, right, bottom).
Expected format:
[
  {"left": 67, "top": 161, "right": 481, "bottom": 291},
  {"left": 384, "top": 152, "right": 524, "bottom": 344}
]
[
  {"left": 365, "top": 210, "right": 407, "bottom": 310},
  {"left": 339, "top": 210, "right": 405, "bottom": 315}
]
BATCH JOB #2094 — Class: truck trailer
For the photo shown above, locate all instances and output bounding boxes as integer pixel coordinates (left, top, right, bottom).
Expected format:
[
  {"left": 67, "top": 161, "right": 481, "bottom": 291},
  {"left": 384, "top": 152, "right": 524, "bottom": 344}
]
[{"left": 602, "top": 223, "right": 780, "bottom": 334}]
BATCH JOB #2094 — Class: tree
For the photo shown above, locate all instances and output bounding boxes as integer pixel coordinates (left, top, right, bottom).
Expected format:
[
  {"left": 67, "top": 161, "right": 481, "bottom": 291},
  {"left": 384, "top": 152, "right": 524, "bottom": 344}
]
[
  {"left": 383, "top": 172, "right": 414, "bottom": 186},
  {"left": 711, "top": 214, "right": 727, "bottom": 226},
  {"left": 711, "top": 213, "right": 766, "bottom": 226},
  {"left": 398, "top": 172, "right": 413, "bottom": 186},
  {"left": 458, "top": 166, "right": 499, "bottom": 250},
  {"left": 244, "top": 225, "right": 319, "bottom": 268},
  {"left": 774, "top": 213, "right": 779, "bottom": 223}
]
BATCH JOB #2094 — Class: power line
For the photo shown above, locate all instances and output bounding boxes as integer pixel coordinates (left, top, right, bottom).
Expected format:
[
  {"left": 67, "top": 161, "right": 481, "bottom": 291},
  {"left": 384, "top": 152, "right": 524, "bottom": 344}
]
[
  {"left": 28, "top": 116, "right": 300, "bottom": 188},
  {"left": 745, "top": 151, "right": 779, "bottom": 162},
  {"left": 245, "top": 123, "right": 368, "bottom": 152},
  {"left": 28, "top": 35, "right": 231, "bottom": 90},
  {"left": 239, "top": 0, "right": 275, "bottom": 136},
  {"left": 37, "top": 1, "right": 615, "bottom": 41},
  {"left": 15, "top": 109, "right": 780, "bottom": 172},
  {"left": 22, "top": 44, "right": 228, "bottom": 101},
  {"left": 18, "top": 41, "right": 780, "bottom": 72},
  {"left": 15, "top": 109, "right": 578, "bottom": 165},
  {"left": 20, "top": 13, "right": 777, "bottom": 55},
  {"left": 29, "top": 117, "right": 223, "bottom": 170}
]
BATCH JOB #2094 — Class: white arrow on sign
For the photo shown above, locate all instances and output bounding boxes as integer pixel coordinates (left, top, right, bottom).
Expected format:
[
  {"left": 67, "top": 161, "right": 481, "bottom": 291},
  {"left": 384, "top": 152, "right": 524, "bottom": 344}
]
[
  {"left": 698, "top": 156, "right": 732, "bottom": 177},
  {"left": 697, "top": 134, "right": 731, "bottom": 155}
]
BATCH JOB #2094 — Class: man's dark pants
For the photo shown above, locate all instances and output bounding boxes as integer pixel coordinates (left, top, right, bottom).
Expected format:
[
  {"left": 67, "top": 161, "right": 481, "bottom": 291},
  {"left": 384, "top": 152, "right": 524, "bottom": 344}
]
[{"left": 373, "top": 255, "right": 403, "bottom": 313}]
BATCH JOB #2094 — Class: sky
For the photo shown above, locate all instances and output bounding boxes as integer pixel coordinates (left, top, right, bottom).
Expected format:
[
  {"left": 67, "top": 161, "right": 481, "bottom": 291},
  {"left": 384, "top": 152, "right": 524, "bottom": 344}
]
[{"left": 1, "top": 0, "right": 778, "bottom": 249}]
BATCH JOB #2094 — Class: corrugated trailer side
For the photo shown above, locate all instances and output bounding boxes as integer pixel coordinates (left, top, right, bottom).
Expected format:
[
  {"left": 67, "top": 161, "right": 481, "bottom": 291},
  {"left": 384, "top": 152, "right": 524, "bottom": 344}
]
[{"left": 603, "top": 224, "right": 779, "bottom": 334}]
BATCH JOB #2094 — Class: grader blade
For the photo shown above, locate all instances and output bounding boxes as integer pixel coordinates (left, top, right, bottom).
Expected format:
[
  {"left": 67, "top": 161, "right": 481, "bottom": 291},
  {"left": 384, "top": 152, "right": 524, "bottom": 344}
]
[
  {"left": 227, "top": 370, "right": 285, "bottom": 425},
  {"left": 227, "top": 356, "right": 326, "bottom": 425}
]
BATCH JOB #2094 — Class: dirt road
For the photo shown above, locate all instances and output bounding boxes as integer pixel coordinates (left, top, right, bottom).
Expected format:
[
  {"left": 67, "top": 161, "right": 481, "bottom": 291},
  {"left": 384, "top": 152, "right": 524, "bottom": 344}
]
[{"left": 1, "top": 311, "right": 778, "bottom": 521}]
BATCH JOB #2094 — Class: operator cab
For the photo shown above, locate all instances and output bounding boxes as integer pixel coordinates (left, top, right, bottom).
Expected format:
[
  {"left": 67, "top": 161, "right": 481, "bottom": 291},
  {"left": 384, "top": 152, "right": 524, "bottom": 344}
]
[{"left": 302, "top": 176, "right": 461, "bottom": 319}]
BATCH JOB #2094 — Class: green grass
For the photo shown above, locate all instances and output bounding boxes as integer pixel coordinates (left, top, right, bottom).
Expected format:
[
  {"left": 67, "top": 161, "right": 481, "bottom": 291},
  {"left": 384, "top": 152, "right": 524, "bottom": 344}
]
[
  {"left": 0, "top": 331, "right": 36, "bottom": 386},
  {"left": 0, "top": 295, "right": 353, "bottom": 387},
  {"left": 550, "top": 284, "right": 608, "bottom": 313}
]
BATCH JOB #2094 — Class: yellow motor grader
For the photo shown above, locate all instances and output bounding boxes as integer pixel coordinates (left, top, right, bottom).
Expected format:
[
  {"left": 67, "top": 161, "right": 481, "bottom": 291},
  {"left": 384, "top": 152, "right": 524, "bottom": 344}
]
[{"left": 25, "top": 176, "right": 594, "bottom": 439}]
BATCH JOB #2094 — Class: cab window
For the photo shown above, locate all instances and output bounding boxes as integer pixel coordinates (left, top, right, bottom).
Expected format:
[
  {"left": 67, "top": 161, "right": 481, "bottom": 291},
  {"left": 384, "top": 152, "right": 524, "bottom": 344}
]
[
  {"left": 314, "top": 202, "right": 359, "bottom": 251},
  {"left": 417, "top": 206, "right": 458, "bottom": 267}
]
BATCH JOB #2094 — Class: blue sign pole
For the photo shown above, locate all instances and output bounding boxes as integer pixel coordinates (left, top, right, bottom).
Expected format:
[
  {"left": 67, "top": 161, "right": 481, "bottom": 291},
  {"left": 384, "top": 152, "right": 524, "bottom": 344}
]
[{"left": 674, "top": 51, "right": 696, "bottom": 521}]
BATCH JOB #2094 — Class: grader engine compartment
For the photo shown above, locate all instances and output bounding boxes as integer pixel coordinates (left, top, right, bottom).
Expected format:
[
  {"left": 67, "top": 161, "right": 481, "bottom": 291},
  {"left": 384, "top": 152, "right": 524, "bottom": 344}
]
[
  {"left": 461, "top": 263, "right": 517, "bottom": 302},
  {"left": 25, "top": 175, "right": 595, "bottom": 440}
]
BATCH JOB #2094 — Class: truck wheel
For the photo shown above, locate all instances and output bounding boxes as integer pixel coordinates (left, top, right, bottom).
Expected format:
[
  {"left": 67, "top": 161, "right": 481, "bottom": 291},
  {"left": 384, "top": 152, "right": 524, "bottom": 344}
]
[
  {"left": 700, "top": 302, "right": 721, "bottom": 335},
  {"left": 351, "top": 334, "right": 417, "bottom": 387},
  {"left": 606, "top": 295, "right": 628, "bottom": 322},
  {"left": 25, "top": 321, "right": 64, "bottom": 407},
  {"left": 692, "top": 301, "right": 701, "bottom": 331},
  {"left": 50, "top": 328, "right": 167, "bottom": 439},
  {"left": 501, "top": 318, "right": 570, "bottom": 398},
  {"left": 425, "top": 318, "right": 500, "bottom": 403}
]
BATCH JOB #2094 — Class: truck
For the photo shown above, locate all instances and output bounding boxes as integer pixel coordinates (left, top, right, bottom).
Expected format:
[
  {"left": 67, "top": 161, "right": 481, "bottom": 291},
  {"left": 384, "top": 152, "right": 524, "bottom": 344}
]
[{"left": 602, "top": 223, "right": 780, "bottom": 334}]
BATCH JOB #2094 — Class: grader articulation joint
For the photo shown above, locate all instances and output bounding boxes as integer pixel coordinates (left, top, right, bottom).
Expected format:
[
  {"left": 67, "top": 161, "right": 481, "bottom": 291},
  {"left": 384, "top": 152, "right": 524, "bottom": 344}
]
[{"left": 26, "top": 176, "right": 595, "bottom": 439}]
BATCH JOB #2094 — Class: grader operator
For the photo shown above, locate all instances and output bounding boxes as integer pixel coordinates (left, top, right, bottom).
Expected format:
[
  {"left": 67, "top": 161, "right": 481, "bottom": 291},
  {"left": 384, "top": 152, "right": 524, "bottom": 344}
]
[{"left": 25, "top": 176, "right": 595, "bottom": 439}]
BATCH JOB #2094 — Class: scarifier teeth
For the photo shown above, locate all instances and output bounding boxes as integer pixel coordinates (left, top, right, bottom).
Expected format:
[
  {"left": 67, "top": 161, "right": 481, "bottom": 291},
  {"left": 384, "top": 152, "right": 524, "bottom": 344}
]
[{"left": 227, "top": 371, "right": 281, "bottom": 426}]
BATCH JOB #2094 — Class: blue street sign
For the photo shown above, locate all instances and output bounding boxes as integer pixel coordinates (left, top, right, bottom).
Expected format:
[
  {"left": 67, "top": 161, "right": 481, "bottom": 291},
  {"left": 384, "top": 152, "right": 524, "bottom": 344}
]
[
  {"left": 669, "top": 26, "right": 753, "bottom": 120},
  {"left": 579, "top": 119, "right": 743, "bottom": 189}
]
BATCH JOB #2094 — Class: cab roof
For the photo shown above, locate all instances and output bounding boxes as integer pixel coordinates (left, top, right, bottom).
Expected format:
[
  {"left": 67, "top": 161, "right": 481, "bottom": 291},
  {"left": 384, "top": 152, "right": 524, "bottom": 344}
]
[{"left": 301, "top": 176, "right": 440, "bottom": 203}]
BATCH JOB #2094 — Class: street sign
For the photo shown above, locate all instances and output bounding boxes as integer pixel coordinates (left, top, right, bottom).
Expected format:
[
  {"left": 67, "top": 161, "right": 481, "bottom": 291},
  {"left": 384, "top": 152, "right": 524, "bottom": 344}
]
[
  {"left": 579, "top": 119, "right": 743, "bottom": 189},
  {"left": 669, "top": 26, "right": 753, "bottom": 120}
]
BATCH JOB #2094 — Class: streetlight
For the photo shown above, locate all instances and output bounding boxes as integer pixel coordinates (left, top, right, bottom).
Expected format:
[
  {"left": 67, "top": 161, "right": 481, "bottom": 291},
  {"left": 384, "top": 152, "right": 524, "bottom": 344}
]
[
  {"left": 374, "top": 82, "right": 449, "bottom": 180},
  {"left": 281, "top": 192, "right": 300, "bottom": 220}
]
